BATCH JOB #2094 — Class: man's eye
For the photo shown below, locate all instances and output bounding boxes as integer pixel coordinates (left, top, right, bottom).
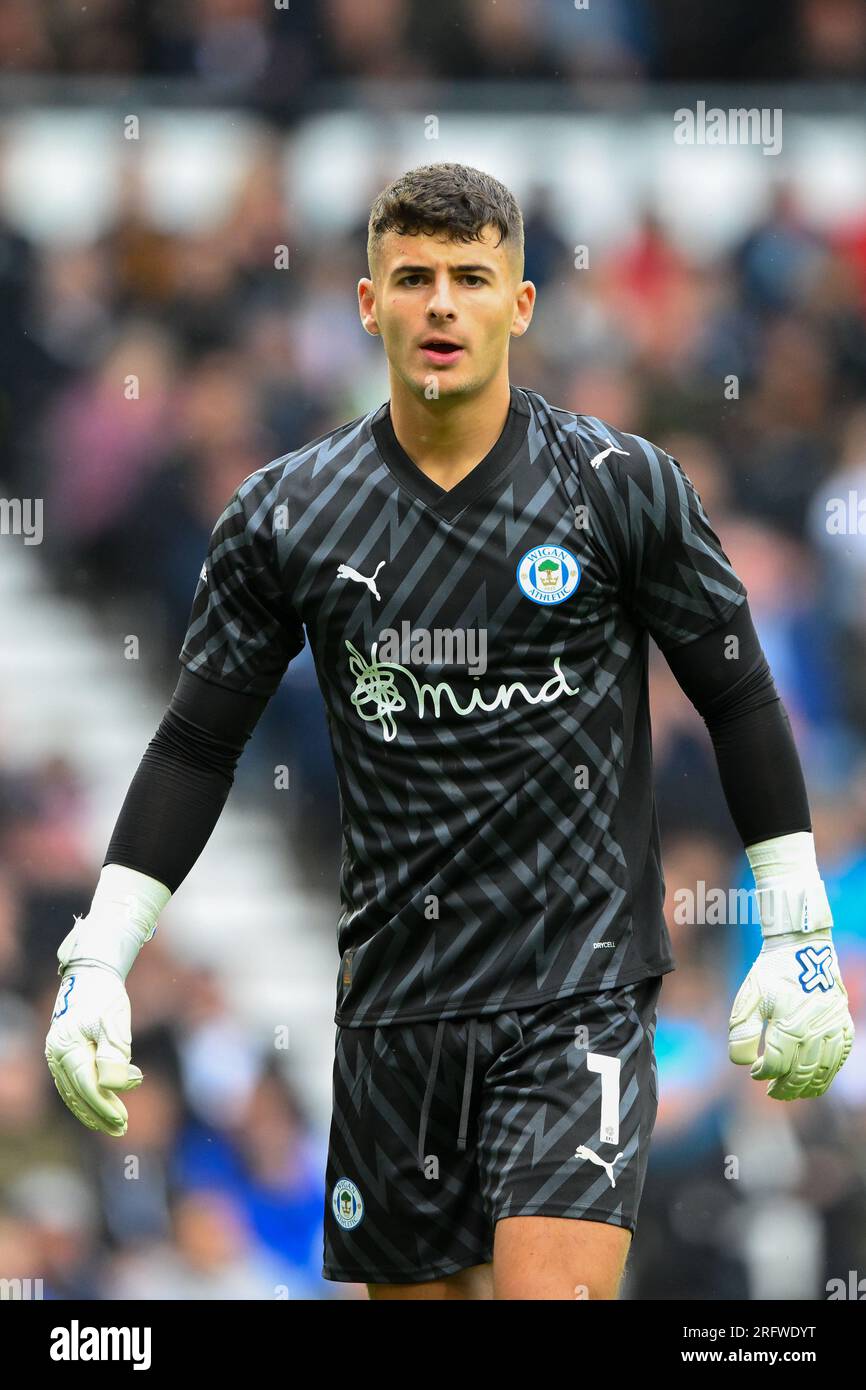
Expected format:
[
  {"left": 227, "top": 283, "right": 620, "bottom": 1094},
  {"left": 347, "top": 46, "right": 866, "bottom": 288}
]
[{"left": 398, "top": 274, "right": 485, "bottom": 286}]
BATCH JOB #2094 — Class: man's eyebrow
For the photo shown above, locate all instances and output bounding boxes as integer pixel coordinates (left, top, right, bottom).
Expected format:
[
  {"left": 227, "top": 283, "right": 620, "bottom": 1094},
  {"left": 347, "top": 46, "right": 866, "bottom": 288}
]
[{"left": 390, "top": 262, "right": 498, "bottom": 276}]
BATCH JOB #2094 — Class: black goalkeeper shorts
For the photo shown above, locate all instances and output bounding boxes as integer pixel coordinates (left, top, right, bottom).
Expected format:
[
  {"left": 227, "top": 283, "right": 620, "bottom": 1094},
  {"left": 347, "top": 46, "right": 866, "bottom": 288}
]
[{"left": 322, "top": 975, "right": 663, "bottom": 1285}]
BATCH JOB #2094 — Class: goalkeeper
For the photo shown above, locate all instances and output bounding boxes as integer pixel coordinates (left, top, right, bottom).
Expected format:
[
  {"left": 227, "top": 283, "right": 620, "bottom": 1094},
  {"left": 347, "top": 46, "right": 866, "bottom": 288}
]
[{"left": 45, "top": 160, "right": 854, "bottom": 1301}]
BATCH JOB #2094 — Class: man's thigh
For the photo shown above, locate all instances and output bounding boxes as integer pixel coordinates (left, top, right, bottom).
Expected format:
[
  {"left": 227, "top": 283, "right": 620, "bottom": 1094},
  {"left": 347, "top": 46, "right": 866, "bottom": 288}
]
[
  {"left": 366, "top": 1218, "right": 630, "bottom": 1299},
  {"left": 477, "top": 976, "right": 662, "bottom": 1298},
  {"left": 493, "top": 1216, "right": 631, "bottom": 1299}
]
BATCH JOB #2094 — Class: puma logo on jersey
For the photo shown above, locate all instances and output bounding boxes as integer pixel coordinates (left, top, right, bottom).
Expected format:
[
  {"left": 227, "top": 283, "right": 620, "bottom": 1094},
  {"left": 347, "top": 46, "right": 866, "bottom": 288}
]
[
  {"left": 574, "top": 1144, "right": 625, "bottom": 1187},
  {"left": 589, "top": 442, "right": 629, "bottom": 470},
  {"left": 337, "top": 560, "right": 386, "bottom": 602}
]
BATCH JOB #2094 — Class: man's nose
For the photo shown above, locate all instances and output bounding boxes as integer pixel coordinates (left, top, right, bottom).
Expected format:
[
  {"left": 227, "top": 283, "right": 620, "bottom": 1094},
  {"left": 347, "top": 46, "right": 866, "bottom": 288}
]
[{"left": 426, "top": 274, "right": 457, "bottom": 317}]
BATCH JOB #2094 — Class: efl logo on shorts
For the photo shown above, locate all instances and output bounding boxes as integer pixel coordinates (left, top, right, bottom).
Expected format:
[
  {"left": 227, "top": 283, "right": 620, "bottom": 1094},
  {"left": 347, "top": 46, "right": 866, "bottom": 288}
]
[
  {"left": 332, "top": 1178, "right": 364, "bottom": 1230},
  {"left": 516, "top": 545, "right": 581, "bottom": 605}
]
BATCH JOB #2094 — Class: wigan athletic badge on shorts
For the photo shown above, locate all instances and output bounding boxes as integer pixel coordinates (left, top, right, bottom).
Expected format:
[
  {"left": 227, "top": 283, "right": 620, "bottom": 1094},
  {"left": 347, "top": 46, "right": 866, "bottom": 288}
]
[
  {"left": 332, "top": 1178, "right": 364, "bottom": 1230},
  {"left": 516, "top": 545, "right": 582, "bottom": 605}
]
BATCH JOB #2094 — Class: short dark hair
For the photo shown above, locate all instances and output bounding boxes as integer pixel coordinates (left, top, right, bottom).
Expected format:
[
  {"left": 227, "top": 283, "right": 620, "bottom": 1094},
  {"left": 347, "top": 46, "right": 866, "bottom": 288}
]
[{"left": 367, "top": 162, "right": 524, "bottom": 277}]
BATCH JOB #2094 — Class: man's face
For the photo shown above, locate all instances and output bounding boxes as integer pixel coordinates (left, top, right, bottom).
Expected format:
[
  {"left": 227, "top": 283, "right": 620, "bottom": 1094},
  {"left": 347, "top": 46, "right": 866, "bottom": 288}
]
[{"left": 358, "top": 224, "right": 535, "bottom": 399}]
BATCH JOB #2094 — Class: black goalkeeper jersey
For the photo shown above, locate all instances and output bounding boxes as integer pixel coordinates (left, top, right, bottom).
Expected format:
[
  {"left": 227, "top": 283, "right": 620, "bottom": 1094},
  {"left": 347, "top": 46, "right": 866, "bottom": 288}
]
[{"left": 179, "top": 385, "right": 748, "bottom": 1026}]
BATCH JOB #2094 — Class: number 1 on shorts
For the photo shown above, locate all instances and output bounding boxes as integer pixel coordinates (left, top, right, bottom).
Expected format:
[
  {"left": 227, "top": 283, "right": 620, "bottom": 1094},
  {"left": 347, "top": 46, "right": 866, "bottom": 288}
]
[{"left": 587, "top": 1052, "right": 622, "bottom": 1145}]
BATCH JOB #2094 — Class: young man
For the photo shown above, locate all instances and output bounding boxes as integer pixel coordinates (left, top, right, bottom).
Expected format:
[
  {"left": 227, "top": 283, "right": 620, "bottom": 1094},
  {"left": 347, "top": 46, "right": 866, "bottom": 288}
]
[{"left": 46, "top": 163, "right": 854, "bottom": 1301}]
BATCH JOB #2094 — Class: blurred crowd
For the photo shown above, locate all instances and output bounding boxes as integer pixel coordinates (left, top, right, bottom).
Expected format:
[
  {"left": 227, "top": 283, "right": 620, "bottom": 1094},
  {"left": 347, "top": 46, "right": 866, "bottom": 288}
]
[
  {"left": 0, "top": 938, "right": 335, "bottom": 1298},
  {"left": 2, "top": 0, "right": 866, "bottom": 87},
  {"left": 2, "top": 109, "right": 866, "bottom": 1299}
]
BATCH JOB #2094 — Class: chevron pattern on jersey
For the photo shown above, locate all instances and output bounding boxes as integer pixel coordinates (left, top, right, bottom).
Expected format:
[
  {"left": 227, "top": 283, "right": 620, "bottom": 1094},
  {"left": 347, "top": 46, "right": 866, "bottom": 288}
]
[{"left": 180, "top": 386, "right": 747, "bottom": 1026}]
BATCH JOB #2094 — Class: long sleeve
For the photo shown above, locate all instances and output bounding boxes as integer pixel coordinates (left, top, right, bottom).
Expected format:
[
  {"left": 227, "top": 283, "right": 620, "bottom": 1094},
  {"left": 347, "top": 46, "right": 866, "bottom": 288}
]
[
  {"left": 660, "top": 599, "right": 811, "bottom": 846},
  {"left": 103, "top": 667, "right": 270, "bottom": 893}
]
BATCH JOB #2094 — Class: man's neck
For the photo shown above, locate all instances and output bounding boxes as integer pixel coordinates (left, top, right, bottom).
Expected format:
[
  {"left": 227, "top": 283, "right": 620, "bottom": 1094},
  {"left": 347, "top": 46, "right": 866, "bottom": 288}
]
[{"left": 387, "top": 372, "right": 512, "bottom": 492}]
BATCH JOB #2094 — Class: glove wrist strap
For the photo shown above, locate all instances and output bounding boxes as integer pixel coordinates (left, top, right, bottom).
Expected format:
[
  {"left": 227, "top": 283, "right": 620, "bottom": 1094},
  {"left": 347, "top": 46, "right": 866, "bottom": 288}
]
[
  {"left": 57, "top": 864, "right": 172, "bottom": 981},
  {"left": 746, "top": 831, "right": 833, "bottom": 938}
]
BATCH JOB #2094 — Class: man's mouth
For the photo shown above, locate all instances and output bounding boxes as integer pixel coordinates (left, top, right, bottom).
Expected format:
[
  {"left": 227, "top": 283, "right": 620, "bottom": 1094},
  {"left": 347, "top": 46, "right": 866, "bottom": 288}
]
[{"left": 419, "top": 339, "right": 465, "bottom": 364}]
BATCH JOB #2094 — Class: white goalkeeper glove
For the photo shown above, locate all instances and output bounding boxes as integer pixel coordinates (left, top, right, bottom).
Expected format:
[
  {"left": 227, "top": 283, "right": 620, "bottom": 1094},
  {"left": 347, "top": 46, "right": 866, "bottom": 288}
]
[
  {"left": 729, "top": 832, "right": 854, "bottom": 1101},
  {"left": 44, "top": 864, "right": 171, "bottom": 1136}
]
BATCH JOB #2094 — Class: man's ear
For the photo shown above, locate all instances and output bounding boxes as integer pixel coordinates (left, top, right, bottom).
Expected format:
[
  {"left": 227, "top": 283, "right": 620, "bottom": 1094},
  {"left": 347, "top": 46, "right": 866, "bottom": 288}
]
[
  {"left": 358, "top": 278, "right": 380, "bottom": 336},
  {"left": 510, "top": 279, "right": 535, "bottom": 337}
]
